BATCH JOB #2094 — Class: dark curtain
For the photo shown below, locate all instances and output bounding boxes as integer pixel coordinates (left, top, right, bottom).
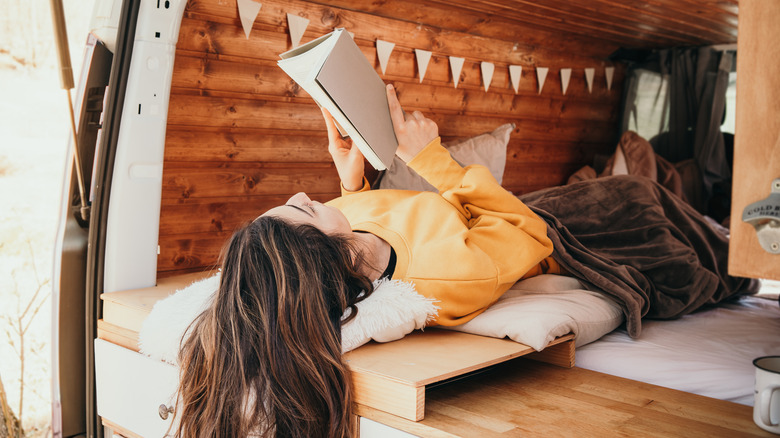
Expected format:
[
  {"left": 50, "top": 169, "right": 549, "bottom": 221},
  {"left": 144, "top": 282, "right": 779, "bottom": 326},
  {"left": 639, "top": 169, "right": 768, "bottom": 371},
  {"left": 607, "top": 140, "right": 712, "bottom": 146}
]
[{"left": 619, "top": 47, "right": 734, "bottom": 218}]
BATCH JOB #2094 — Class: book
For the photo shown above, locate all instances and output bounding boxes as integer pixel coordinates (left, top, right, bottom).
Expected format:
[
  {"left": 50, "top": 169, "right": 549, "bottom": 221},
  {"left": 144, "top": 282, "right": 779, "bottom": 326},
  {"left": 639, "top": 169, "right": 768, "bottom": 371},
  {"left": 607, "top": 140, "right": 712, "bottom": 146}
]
[{"left": 278, "top": 28, "right": 398, "bottom": 171}]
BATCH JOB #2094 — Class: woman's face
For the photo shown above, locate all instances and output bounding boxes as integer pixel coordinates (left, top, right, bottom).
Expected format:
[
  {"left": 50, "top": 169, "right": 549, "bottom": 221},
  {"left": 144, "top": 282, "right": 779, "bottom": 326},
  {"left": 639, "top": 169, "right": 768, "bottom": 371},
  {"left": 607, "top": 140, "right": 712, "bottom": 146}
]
[{"left": 263, "top": 192, "right": 352, "bottom": 235}]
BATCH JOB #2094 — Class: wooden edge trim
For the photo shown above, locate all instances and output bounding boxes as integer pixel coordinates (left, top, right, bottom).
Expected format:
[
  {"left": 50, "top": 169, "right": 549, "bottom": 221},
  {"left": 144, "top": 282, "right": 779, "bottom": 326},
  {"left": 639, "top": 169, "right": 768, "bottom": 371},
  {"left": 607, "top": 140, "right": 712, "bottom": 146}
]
[
  {"left": 97, "top": 319, "right": 141, "bottom": 353},
  {"left": 351, "top": 369, "right": 425, "bottom": 421},
  {"left": 102, "top": 418, "right": 143, "bottom": 438},
  {"left": 527, "top": 336, "right": 576, "bottom": 368},
  {"left": 354, "top": 404, "right": 461, "bottom": 438}
]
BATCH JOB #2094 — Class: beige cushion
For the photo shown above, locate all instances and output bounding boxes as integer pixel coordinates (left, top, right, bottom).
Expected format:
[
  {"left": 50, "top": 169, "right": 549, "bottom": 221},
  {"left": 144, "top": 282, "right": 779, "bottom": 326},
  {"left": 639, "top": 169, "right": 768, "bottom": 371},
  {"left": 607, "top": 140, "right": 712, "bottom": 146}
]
[
  {"left": 443, "top": 275, "right": 624, "bottom": 351},
  {"left": 378, "top": 123, "right": 514, "bottom": 191}
]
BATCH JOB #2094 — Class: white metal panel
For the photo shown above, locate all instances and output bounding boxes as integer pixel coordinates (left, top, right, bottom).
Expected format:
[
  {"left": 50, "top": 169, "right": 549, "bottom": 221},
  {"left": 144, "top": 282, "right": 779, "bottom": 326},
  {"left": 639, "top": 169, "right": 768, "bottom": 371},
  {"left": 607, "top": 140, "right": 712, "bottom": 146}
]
[{"left": 103, "top": 0, "right": 187, "bottom": 293}]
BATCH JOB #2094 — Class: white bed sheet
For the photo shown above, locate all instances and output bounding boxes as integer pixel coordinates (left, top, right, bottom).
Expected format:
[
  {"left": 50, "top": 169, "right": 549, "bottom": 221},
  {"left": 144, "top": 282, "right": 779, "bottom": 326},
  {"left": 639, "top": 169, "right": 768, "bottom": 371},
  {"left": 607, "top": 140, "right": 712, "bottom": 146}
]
[{"left": 576, "top": 293, "right": 780, "bottom": 406}]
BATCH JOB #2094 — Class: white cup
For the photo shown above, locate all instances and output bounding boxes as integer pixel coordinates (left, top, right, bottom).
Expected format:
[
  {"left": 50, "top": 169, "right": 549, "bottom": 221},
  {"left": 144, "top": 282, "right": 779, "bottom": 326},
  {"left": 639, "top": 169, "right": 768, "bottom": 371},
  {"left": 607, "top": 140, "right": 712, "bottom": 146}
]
[{"left": 754, "top": 356, "right": 780, "bottom": 434}]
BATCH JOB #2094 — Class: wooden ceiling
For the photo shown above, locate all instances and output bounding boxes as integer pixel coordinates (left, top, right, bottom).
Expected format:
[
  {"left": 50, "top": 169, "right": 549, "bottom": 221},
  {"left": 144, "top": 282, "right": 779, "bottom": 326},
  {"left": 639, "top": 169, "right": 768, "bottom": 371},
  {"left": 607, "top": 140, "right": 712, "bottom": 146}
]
[
  {"left": 318, "top": 0, "right": 738, "bottom": 59},
  {"left": 433, "top": 0, "right": 739, "bottom": 50}
]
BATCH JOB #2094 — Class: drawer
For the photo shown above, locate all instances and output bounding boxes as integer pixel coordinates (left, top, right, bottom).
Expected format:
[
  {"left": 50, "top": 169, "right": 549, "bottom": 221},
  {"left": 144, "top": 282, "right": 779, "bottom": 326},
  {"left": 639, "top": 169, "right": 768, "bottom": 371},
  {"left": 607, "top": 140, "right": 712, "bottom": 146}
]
[{"left": 95, "top": 339, "right": 178, "bottom": 437}]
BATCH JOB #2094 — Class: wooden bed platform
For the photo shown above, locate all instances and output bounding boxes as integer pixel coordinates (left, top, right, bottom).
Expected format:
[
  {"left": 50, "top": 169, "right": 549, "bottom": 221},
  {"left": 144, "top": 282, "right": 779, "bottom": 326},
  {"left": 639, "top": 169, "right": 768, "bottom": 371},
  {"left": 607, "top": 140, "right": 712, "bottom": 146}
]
[
  {"left": 96, "top": 274, "right": 772, "bottom": 436},
  {"left": 97, "top": 273, "right": 575, "bottom": 421}
]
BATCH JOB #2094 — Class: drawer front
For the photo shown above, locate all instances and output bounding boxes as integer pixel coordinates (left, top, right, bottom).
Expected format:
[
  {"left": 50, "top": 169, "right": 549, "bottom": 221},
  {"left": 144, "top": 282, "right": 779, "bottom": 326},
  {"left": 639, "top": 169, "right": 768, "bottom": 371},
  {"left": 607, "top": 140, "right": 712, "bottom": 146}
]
[
  {"left": 95, "top": 339, "right": 179, "bottom": 437},
  {"left": 360, "top": 418, "right": 419, "bottom": 438}
]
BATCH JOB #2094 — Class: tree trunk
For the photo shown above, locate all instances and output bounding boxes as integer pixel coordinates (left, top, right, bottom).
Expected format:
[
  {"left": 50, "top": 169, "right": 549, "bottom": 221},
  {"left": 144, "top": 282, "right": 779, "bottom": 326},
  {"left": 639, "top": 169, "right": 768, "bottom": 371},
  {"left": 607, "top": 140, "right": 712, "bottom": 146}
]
[{"left": 0, "top": 373, "right": 23, "bottom": 438}]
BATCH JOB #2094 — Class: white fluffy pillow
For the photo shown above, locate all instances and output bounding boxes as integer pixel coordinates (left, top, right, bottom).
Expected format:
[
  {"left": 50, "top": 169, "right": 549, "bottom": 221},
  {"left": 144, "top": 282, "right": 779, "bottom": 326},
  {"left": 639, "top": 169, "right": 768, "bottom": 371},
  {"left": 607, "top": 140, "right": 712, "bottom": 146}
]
[
  {"left": 378, "top": 123, "right": 514, "bottom": 191},
  {"left": 138, "top": 274, "right": 438, "bottom": 364},
  {"left": 341, "top": 278, "right": 439, "bottom": 353},
  {"left": 443, "top": 274, "right": 624, "bottom": 351},
  {"left": 138, "top": 275, "right": 218, "bottom": 365}
]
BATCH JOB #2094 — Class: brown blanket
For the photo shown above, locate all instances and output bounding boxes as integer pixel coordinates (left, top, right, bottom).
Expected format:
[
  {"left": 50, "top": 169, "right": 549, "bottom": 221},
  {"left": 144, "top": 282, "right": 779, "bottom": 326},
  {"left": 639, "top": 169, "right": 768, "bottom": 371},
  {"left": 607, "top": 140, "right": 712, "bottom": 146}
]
[{"left": 520, "top": 175, "right": 758, "bottom": 338}]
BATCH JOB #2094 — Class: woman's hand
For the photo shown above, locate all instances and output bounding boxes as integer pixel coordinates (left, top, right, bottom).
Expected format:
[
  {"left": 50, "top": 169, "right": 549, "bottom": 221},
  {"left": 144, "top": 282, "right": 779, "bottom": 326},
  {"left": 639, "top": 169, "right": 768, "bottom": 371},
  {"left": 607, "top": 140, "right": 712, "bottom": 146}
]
[
  {"left": 322, "top": 108, "right": 365, "bottom": 191},
  {"left": 386, "top": 84, "right": 439, "bottom": 163}
]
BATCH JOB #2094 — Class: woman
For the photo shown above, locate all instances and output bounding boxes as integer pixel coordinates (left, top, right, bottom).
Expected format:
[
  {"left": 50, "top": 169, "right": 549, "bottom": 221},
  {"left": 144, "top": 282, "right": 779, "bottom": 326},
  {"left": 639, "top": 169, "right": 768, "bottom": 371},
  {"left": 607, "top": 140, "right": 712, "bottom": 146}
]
[
  {"left": 173, "top": 85, "right": 755, "bottom": 437},
  {"left": 173, "top": 85, "right": 566, "bottom": 437}
]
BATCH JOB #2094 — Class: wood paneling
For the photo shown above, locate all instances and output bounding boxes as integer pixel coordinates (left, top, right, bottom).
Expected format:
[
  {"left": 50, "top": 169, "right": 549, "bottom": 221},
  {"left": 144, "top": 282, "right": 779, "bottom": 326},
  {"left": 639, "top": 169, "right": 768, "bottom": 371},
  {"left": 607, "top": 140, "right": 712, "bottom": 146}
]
[
  {"left": 729, "top": 0, "right": 780, "bottom": 281},
  {"left": 159, "top": 0, "right": 627, "bottom": 275}
]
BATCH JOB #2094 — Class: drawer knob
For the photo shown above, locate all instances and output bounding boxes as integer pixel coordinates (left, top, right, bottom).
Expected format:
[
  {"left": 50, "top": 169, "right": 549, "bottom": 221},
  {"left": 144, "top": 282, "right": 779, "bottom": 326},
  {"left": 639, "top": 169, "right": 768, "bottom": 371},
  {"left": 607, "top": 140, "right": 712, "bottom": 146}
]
[{"left": 159, "top": 404, "right": 174, "bottom": 420}]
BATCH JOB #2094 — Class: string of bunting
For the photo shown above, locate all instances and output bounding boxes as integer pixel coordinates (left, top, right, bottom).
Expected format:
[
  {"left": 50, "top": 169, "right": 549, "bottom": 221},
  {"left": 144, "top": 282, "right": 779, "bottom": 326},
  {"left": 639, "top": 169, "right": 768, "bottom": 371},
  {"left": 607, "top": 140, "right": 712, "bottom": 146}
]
[{"left": 237, "top": 2, "right": 616, "bottom": 94}]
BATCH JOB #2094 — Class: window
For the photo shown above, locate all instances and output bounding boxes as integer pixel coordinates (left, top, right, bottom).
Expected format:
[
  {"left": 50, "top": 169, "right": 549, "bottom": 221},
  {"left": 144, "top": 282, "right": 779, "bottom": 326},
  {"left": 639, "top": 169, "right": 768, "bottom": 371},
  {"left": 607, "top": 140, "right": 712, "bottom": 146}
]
[
  {"left": 624, "top": 69, "right": 670, "bottom": 142},
  {"left": 721, "top": 71, "right": 737, "bottom": 134}
]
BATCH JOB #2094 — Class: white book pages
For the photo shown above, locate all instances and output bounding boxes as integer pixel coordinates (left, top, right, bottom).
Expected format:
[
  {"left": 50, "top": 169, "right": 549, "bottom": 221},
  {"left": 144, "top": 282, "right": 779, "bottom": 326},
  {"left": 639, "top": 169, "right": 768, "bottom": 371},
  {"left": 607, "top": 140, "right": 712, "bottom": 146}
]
[{"left": 278, "top": 29, "right": 397, "bottom": 170}]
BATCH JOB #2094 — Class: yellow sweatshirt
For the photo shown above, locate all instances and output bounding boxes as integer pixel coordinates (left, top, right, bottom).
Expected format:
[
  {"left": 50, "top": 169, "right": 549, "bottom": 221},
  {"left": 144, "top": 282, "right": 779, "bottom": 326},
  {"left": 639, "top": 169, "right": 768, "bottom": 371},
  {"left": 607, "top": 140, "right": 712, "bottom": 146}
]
[{"left": 326, "top": 138, "right": 562, "bottom": 326}]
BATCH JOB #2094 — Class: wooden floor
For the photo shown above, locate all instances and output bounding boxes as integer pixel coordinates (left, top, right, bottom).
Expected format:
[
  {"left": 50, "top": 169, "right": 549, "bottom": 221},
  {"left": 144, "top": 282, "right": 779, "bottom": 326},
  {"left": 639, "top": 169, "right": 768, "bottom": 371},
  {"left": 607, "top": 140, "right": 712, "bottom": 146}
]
[{"left": 357, "top": 358, "right": 773, "bottom": 437}]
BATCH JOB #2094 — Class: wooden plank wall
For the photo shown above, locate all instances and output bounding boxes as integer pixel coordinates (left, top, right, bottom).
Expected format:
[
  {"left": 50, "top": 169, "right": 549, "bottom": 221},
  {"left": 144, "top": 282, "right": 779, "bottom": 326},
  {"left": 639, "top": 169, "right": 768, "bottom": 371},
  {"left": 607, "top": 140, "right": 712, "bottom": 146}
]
[{"left": 158, "top": 0, "right": 624, "bottom": 276}]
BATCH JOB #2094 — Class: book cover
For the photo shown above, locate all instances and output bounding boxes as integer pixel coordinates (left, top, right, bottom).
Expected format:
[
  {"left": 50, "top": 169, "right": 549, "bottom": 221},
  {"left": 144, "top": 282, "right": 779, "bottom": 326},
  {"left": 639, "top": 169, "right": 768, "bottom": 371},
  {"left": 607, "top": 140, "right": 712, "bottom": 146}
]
[{"left": 278, "top": 29, "right": 398, "bottom": 170}]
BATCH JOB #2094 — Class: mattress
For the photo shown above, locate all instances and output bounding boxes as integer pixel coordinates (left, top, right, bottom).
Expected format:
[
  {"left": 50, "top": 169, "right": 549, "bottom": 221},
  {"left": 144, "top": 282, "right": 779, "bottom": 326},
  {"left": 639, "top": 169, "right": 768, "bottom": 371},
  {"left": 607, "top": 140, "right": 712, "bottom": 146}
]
[{"left": 576, "top": 283, "right": 780, "bottom": 406}]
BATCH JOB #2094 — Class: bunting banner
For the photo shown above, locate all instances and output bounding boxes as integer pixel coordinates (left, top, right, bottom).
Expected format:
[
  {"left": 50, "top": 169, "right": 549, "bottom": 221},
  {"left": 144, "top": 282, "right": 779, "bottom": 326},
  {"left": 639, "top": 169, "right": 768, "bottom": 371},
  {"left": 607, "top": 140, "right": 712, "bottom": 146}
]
[
  {"left": 509, "top": 65, "right": 522, "bottom": 93},
  {"left": 584, "top": 68, "right": 595, "bottom": 94},
  {"left": 237, "top": 0, "right": 262, "bottom": 39},
  {"left": 560, "top": 68, "right": 571, "bottom": 95},
  {"left": 481, "top": 62, "right": 494, "bottom": 92},
  {"left": 271, "top": 10, "right": 615, "bottom": 96},
  {"left": 415, "top": 49, "right": 432, "bottom": 83},
  {"left": 605, "top": 66, "right": 615, "bottom": 90},
  {"left": 536, "top": 67, "right": 548, "bottom": 94},
  {"left": 376, "top": 39, "right": 395, "bottom": 75},
  {"left": 449, "top": 56, "right": 465, "bottom": 88},
  {"left": 286, "top": 13, "right": 309, "bottom": 48}
]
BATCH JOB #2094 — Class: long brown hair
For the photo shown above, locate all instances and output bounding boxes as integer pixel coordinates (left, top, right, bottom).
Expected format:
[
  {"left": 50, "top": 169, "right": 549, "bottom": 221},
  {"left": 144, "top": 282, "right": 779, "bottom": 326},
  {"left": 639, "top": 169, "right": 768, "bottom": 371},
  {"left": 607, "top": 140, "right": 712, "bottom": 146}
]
[{"left": 174, "top": 216, "right": 373, "bottom": 437}]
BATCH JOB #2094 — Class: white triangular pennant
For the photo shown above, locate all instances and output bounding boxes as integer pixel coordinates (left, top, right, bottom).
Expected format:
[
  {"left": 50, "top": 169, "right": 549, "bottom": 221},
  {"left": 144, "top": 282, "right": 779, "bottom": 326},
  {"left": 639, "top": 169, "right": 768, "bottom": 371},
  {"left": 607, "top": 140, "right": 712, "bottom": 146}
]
[
  {"left": 560, "top": 68, "right": 572, "bottom": 95},
  {"left": 449, "top": 56, "right": 464, "bottom": 88},
  {"left": 481, "top": 62, "right": 494, "bottom": 92},
  {"left": 415, "top": 49, "right": 432, "bottom": 83},
  {"left": 286, "top": 13, "right": 309, "bottom": 48},
  {"left": 536, "top": 67, "right": 548, "bottom": 94},
  {"left": 584, "top": 68, "right": 595, "bottom": 93},
  {"left": 509, "top": 65, "right": 522, "bottom": 93},
  {"left": 376, "top": 40, "right": 395, "bottom": 75},
  {"left": 347, "top": 31, "right": 355, "bottom": 39},
  {"left": 605, "top": 66, "right": 615, "bottom": 90},
  {"left": 237, "top": 0, "right": 262, "bottom": 39}
]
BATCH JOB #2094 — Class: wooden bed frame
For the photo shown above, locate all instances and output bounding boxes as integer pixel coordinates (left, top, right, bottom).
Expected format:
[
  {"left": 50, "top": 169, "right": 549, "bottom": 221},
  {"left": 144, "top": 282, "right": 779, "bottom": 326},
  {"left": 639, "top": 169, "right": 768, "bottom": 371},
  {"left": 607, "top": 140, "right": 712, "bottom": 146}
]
[
  {"left": 95, "top": 274, "right": 773, "bottom": 437},
  {"left": 97, "top": 273, "right": 574, "bottom": 422}
]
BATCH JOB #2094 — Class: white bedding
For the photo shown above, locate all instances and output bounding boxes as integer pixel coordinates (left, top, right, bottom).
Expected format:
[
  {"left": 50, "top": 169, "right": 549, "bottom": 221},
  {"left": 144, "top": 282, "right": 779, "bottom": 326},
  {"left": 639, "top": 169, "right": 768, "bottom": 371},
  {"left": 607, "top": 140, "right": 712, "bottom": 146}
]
[{"left": 576, "top": 291, "right": 780, "bottom": 406}]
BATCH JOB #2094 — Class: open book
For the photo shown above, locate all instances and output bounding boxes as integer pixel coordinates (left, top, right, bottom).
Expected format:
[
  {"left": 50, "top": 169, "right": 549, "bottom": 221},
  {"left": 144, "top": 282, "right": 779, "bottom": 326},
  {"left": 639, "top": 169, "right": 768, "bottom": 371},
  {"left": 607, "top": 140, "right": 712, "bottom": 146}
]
[{"left": 278, "top": 29, "right": 398, "bottom": 171}]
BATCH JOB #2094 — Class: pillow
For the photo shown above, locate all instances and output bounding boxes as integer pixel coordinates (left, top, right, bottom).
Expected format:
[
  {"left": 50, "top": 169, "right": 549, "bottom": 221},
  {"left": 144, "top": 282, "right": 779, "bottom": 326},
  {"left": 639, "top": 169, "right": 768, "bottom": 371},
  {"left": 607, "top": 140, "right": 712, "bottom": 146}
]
[
  {"left": 139, "top": 272, "right": 621, "bottom": 364},
  {"left": 378, "top": 123, "right": 514, "bottom": 191},
  {"left": 138, "top": 274, "right": 219, "bottom": 365},
  {"left": 138, "top": 274, "right": 439, "bottom": 364},
  {"left": 442, "top": 274, "right": 624, "bottom": 351},
  {"left": 340, "top": 277, "right": 439, "bottom": 353}
]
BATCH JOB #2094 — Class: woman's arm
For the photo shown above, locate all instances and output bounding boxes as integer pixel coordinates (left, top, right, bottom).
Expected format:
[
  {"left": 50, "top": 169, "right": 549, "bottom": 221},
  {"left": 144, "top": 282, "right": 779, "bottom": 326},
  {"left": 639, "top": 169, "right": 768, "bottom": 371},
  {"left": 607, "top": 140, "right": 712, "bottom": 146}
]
[
  {"left": 385, "top": 86, "right": 545, "bottom": 235},
  {"left": 322, "top": 108, "right": 366, "bottom": 192},
  {"left": 386, "top": 84, "right": 439, "bottom": 163},
  {"left": 324, "top": 84, "right": 439, "bottom": 194}
]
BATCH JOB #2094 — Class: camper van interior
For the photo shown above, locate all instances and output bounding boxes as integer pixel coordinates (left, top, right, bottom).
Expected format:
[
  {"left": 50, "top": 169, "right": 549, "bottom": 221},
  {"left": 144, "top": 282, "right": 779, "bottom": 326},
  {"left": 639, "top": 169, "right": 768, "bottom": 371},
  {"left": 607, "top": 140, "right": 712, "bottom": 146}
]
[{"left": 53, "top": 0, "right": 780, "bottom": 436}]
